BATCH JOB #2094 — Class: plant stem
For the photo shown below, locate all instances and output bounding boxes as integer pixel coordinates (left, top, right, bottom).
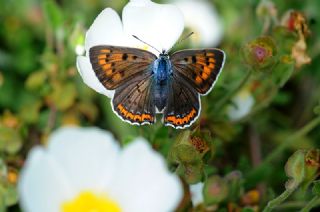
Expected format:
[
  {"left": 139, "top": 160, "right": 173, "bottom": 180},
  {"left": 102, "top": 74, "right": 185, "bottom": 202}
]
[
  {"left": 248, "top": 115, "right": 320, "bottom": 179},
  {"left": 263, "top": 187, "right": 297, "bottom": 212},
  {"left": 300, "top": 196, "right": 320, "bottom": 212},
  {"left": 216, "top": 70, "right": 252, "bottom": 111},
  {"left": 276, "top": 201, "right": 307, "bottom": 210},
  {"left": 263, "top": 116, "right": 320, "bottom": 164}
]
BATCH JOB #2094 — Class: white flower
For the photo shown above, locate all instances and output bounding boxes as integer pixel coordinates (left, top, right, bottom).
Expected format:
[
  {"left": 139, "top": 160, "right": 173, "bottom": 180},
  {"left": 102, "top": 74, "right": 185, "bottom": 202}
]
[
  {"left": 189, "top": 182, "right": 204, "bottom": 206},
  {"left": 170, "top": 0, "right": 224, "bottom": 47},
  {"left": 18, "top": 127, "right": 183, "bottom": 212},
  {"left": 227, "top": 88, "right": 255, "bottom": 121},
  {"left": 77, "top": 0, "right": 184, "bottom": 98}
]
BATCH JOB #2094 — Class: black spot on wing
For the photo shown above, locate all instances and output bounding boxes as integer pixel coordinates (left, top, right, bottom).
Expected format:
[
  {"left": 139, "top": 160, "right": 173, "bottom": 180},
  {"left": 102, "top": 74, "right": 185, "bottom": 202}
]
[
  {"left": 122, "top": 53, "right": 128, "bottom": 60},
  {"left": 192, "top": 56, "right": 197, "bottom": 63}
]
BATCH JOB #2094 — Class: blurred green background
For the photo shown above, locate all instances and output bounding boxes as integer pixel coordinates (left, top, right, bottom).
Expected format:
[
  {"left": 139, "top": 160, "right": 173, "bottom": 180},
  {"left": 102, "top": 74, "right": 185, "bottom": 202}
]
[{"left": 1, "top": 0, "right": 320, "bottom": 211}]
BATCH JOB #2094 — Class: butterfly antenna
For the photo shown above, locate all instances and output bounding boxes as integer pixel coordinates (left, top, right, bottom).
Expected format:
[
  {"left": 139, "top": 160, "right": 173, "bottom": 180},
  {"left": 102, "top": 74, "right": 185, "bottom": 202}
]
[
  {"left": 132, "top": 35, "right": 161, "bottom": 54},
  {"left": 167, "top": 32, "right": 194, "bottom": 53}
]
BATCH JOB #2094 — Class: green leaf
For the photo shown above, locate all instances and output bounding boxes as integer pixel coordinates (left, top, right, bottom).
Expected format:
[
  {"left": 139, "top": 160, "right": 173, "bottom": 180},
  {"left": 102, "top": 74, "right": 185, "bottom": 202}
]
[
  {"left": 19, "top": 100, "right": 42, "bottom": 124},
  {"left": 272, "top": 26, "right": 298, "bottom": 55},
  {"left": 51, "top": 83, "right": 77, "bottom": 110},
  {"left": 25, "top": 70, "right": 48, "bottom": 90},
  {"left": 241, "top": 208, "right": 255, "bottom": 212},
  {"left": 0, "top": 126, "right": 22, "bottom": 154},
  {"left": 3, "top": 184, "right": 18, "bottom": 207},
  {"left": 314, "top": 105, "right": 320, "bottom": 115},
  {"left": 42, "top": 0, "right": 64, "bottom": 31},
  {"left": 271, "top": 55, "right": 295, "bottom": 87},
  {"left": 312, "top": 180, "right": 320, "bottom": 196}
]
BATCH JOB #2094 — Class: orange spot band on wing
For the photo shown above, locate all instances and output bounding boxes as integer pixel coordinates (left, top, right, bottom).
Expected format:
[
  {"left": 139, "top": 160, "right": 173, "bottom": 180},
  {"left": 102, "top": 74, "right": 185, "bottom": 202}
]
[
  {"left": 206, "top": 52, "right": 214, "bottom": 57},
  {"left": 195, "top": 76, "right": 203, "bottom": 85},
  {"left": 112, "top": 73, "right": 122, "bottom": 82},
  {"left": 105, "top": 69, "right": 113, "bottom": 76},
  {"left": 117, "top": 104, "right": 154, "bottom": 123},
  {"left": 100, "top": 49, "right": 110, "bottom": 53},
  {"left": 203, "top": 66, "right": 212, "bottom": 75},
  {"left": 98, "top": 55, "right": 107, "bottom": 59},
  {"left": 208, "top": 58, "right": 216, "bottom": 63},
  {"left": 99, "top": 59, "right": 106, "bottom": 66},
  {"left": 165, "top": 108, "right": 197, "bottom": 126},
  {"left": 102, "top": 64, "right": 111, "bottom": 70},
  {"left": 208, "top": 63, "right": 215, "bottom": 69},
  {"left": 202, "top": 72, "right": 209, "bottom": 80},
  {"left": 110, "top": 53, "right": 127, "bottom": 61}
]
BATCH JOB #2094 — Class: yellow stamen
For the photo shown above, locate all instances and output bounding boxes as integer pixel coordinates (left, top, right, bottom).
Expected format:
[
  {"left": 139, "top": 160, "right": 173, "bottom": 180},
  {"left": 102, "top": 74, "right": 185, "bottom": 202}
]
[{"left": 62, "top": 191, "right": 121, "bottom": 212}]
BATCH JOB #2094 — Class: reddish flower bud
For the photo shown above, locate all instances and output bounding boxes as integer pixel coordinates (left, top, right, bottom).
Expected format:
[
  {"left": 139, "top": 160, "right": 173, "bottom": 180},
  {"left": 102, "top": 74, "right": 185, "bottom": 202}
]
[{"left": 242, "top": 36, "right": 278, "bottom": 71}]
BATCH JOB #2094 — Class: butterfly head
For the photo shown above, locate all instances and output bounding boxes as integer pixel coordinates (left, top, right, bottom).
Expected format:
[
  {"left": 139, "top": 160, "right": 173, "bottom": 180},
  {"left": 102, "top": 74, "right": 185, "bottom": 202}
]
[{"left": 159, "top": 49, "right": 169, "bottom": 59}]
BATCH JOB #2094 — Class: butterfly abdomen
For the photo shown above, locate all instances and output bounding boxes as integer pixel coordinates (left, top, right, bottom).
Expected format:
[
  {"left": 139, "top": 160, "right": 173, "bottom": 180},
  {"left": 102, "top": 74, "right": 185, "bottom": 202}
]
[{"left": 153, "top": 56, "right": 171, "bottom": 112}]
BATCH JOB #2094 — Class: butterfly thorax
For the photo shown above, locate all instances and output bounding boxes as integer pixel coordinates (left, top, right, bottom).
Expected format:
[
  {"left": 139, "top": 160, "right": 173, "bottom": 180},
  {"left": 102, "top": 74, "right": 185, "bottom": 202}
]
[
  {"left": 153, "top": 54, "right": 172, "bottom": 83},
  {"left": 153, "top": 54, "right": 172, "bottom": 112}
]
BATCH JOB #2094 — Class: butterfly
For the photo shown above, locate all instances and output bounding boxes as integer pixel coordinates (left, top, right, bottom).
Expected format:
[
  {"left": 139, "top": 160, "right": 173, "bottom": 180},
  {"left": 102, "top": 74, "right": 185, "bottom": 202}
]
[{"left": 89, "top": 43, "right": 225, "bottom": 129}]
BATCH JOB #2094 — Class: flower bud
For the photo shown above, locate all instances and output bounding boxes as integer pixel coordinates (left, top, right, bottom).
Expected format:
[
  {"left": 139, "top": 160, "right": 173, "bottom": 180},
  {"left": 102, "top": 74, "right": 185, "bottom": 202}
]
[
  {"left": 176, "top": 162, "right": 203, "bottom": 184},
  {"left": 256, "top": 0, "right": 277, "bottom": 20},
  {"left": 189, "top": 134, "right": 210, "bottom": 157},
  {"left": 241, "top": 190, "right": 260, "bottom": 206},
  {"left": 203, "top": 175, "right": 228, "bottom": 205},
  {"left": 168, "top": 131, "right": 203, "bottom": 184},
  {"left": 285, "top": 149, "right": 320, "bottom": 190},
  {"left": 225, "top": 171, "right": 243, "bottom": 202},
  {"left": 304, "top": 149, "right": 320, "bottom": 183},
  {"left": 281, "top": 10, "right": 310, "bottom": 37},
  {"left": 284, "top": 150, "right": 306, "bottom": 190},
  {"left": 280, "top": 10, "right": 311, "bottom": 68},
  {"left": 242, "top": 36, "right": 278, "bottom": 71}
]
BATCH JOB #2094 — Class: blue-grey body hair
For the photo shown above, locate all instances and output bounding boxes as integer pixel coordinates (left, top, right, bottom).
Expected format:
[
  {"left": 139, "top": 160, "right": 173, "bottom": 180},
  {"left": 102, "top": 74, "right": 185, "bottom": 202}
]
[{"left": 153, "top": 53, "right": 172, "bottom": 112}]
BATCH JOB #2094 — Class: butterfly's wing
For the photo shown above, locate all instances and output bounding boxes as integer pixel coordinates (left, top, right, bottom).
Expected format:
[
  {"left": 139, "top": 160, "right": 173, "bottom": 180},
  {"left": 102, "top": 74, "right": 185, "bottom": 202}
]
[
  {"left": 89, "top": 45, "right": 157, "bottom": 125},
  {"left": 163, "top": 73, "right": 200, "bottom": 129},
  {"left": 112, "top": 72, "right": 156, "bottom": 125},
  {"left": 89, "top": 45, "right": 157, "bottom": 89},
  {"left": 163, "top": 49, "right": 225, "bottom": 128},
  {"left": 170, "top": 49, "right": 225, "bottom": 95}
]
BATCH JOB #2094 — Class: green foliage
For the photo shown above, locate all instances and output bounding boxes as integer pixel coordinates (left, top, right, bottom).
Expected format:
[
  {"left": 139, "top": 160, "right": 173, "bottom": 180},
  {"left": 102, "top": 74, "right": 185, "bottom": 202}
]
[{"left": 0, "top": 0, "right": 320, "bottom": 211}]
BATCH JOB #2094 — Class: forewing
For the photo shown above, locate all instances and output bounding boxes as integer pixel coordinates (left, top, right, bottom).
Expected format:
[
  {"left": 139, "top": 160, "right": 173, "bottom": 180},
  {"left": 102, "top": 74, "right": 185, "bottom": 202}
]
[
  {"left": 89, "top": 45, "right": 157, "bottom": 90},
  {"left": 163, "top": 74, "right": 200, "bottom": 129},
  {"left": 171, "top": 49, "right": 225, "bottom": 95},
  {"left": 112, "top": 72, "right": 156, "bottom": 125}
]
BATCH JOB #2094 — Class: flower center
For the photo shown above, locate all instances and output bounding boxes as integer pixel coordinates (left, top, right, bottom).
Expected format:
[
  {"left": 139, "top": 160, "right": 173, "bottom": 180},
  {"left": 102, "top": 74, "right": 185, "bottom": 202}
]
[{"left": 62, "top": 191, "right": 121, "bottom": 212}]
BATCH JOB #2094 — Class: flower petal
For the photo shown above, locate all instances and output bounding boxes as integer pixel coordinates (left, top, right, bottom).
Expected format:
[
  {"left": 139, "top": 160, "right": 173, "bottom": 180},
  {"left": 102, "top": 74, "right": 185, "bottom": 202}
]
[
  {"left": 18, "top": 147, "right": 73, "bottom": 212},
  {"left": 85, "top": 8, "right": 127, "bottom": 52},
  {"left": 227, "top": 89, "right": 255, "bottom": 121},
  {"left": 190, "top": 182, "right": 204, "bottom": 206},
  {"left": 47, "top": 127, "right": 120, "bottom": 193},
  {"left": 173, "top": 0, "right": 223, "bottom": 47},
  {"left": 108, "top": 139, "right": 183, "bottom": 212},
  {"left": 123, "top": 0, "right": 184, "bottom": 54},
  {"left": 76, "top": 55, "right": 114, "bottom": 98}
]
